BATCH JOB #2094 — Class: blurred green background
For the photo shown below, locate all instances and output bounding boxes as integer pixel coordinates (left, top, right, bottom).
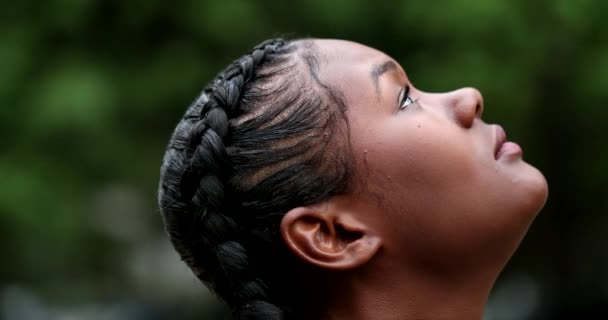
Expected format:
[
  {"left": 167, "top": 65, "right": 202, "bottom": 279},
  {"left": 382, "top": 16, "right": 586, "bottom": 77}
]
[{"left": 1, "top": 0, "right": 606, "bottom": 319}]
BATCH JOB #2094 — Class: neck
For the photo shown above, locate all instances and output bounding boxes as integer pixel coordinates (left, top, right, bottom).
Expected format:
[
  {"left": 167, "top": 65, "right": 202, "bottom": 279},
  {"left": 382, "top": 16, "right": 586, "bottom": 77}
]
[{"left": 297, "top": 263, "right": 498, "bottom": 320}]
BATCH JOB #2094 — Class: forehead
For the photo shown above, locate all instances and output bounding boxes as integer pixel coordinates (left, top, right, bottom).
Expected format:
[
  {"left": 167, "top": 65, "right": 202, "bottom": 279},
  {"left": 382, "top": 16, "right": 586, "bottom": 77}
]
[
  {"left": 303, "top": 39, "right": 400, "bottom": 107},
  {"left": 313, "top": 39, "right": 388, "bottom": 64}
]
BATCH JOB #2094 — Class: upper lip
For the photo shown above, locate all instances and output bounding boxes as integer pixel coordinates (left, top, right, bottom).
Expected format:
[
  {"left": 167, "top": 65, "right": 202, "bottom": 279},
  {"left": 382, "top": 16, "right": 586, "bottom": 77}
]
[{"left": 494, "top": 125, "right": 507, "bottom": 158}]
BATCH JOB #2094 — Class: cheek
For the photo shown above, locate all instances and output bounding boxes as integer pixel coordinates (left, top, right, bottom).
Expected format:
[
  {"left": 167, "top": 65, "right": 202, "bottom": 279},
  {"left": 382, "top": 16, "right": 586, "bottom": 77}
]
[
  {"left": 351, "top": 118, "right": 542, "bottom": 266},
  {"left": 353, "top": 118, "right": 483, "bottom": 233},
  {"left": 355, "top": 118, "right": 478, "bottom": 196}
]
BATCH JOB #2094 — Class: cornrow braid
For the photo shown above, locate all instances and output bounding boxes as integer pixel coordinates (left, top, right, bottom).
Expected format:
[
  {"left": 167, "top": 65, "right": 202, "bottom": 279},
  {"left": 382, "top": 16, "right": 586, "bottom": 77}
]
[{"left": 158, "top": 38, "right": 353, "bottom": 320}]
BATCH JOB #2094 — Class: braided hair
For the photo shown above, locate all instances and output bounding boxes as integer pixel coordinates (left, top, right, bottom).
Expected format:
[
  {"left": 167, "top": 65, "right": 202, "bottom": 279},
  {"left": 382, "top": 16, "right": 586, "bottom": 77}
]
[{"left": 158, "top": 38, "right": 353, "bottom": 319}]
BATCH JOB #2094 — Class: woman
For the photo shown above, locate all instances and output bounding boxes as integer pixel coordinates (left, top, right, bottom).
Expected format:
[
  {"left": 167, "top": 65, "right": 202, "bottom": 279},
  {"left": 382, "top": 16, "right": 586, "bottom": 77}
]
[{"left": 158, "top": 38, "right": 548, "bottom": 320}]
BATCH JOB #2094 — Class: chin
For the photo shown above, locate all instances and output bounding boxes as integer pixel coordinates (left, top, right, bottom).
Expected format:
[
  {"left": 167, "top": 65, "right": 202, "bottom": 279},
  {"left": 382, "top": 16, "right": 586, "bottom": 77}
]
[
  {"left": 518, "top": 162, "right": 549, "bottom": 216},
  {"left": 492, "top": 160, "right": 548, "bottom": 234},
  {"left": 489, "top": 164, "right": 547, "bottom": 268}
]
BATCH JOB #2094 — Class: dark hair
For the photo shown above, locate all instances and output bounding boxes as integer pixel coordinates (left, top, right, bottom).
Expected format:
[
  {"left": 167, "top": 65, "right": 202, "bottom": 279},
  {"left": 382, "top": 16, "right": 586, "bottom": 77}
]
[{"left": 158, "top": 38, "right": 353, "bottom": 320}]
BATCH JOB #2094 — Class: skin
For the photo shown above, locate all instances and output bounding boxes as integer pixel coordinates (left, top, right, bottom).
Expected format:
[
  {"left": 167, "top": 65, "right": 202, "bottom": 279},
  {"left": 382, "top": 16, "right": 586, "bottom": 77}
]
[{"left": 280, "top": 39, "right": 548, "bottom": 320}]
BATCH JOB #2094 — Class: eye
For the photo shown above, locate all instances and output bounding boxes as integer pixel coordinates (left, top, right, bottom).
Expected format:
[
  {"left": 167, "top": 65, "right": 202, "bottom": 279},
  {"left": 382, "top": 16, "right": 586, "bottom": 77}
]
[{"left": 399, "top": 85, "right": 415, "bottom": 110}]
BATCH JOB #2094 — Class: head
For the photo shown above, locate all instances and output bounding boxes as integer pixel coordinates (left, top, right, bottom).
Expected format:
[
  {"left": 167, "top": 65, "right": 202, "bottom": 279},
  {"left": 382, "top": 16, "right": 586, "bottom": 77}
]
[{"left": 158, "top": 38, "right": 548, "bottom": 319}]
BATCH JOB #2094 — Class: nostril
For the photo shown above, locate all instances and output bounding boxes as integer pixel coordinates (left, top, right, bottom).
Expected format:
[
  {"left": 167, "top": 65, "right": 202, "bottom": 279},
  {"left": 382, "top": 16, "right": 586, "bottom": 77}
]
[{"left": 470, "top": 87, "right": 484, "bottom": 117}]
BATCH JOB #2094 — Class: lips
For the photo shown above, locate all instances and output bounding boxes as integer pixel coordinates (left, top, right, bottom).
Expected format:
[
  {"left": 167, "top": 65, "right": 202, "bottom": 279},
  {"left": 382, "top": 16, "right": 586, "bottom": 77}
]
[{"left": 494, "top": 125, "right": 507, "bottom": 159}]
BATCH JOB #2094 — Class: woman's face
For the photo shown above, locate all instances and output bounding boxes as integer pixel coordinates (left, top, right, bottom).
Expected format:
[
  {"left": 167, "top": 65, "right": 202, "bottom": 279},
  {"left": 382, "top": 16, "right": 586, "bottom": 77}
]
[{"left": 309, "top": 39, "right": 548, "bottom": 271}]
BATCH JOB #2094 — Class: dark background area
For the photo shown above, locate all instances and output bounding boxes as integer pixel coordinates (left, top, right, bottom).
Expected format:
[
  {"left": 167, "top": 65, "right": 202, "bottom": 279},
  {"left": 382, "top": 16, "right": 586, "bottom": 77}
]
[{"left": 1, "top": 0, "right": 606, "bottom": 319}]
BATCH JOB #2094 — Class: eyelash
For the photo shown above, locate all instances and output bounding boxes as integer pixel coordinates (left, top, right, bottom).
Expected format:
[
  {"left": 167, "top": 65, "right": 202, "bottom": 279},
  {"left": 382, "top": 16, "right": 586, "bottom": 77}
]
[{"left": 399, "top": 85, "right": 415, "bottom": 111}]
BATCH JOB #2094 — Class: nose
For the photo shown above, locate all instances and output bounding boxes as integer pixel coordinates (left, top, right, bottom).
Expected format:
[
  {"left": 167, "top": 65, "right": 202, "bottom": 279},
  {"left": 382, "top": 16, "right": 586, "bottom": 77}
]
[{"left": 442, "top": 87, "right": 484, "bottom": 128}]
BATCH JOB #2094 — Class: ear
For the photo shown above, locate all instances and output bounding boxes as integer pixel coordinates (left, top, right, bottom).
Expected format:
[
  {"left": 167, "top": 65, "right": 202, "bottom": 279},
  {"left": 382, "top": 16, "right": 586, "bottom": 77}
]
[{"left": 280, "top": 202, "right": 382, "bottom": 270}]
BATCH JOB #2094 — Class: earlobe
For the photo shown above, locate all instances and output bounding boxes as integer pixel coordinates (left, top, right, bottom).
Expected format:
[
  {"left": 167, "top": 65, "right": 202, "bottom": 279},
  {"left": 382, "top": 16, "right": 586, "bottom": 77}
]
[{"left": 280, "top": 203, "right": 382, "bottom": 270}]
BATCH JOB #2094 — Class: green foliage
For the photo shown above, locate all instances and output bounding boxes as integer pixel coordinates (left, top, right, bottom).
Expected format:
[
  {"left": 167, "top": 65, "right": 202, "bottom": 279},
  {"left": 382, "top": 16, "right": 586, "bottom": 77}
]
[{"left": 1, "top": 0, "right": 606, "bottom": 318}]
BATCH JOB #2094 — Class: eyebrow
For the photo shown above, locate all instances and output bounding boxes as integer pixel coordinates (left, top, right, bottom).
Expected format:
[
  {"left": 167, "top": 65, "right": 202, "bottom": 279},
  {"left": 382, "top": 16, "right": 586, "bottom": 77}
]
[{"left": 370, "top": 60, "right": 399, "bottom": 98}]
